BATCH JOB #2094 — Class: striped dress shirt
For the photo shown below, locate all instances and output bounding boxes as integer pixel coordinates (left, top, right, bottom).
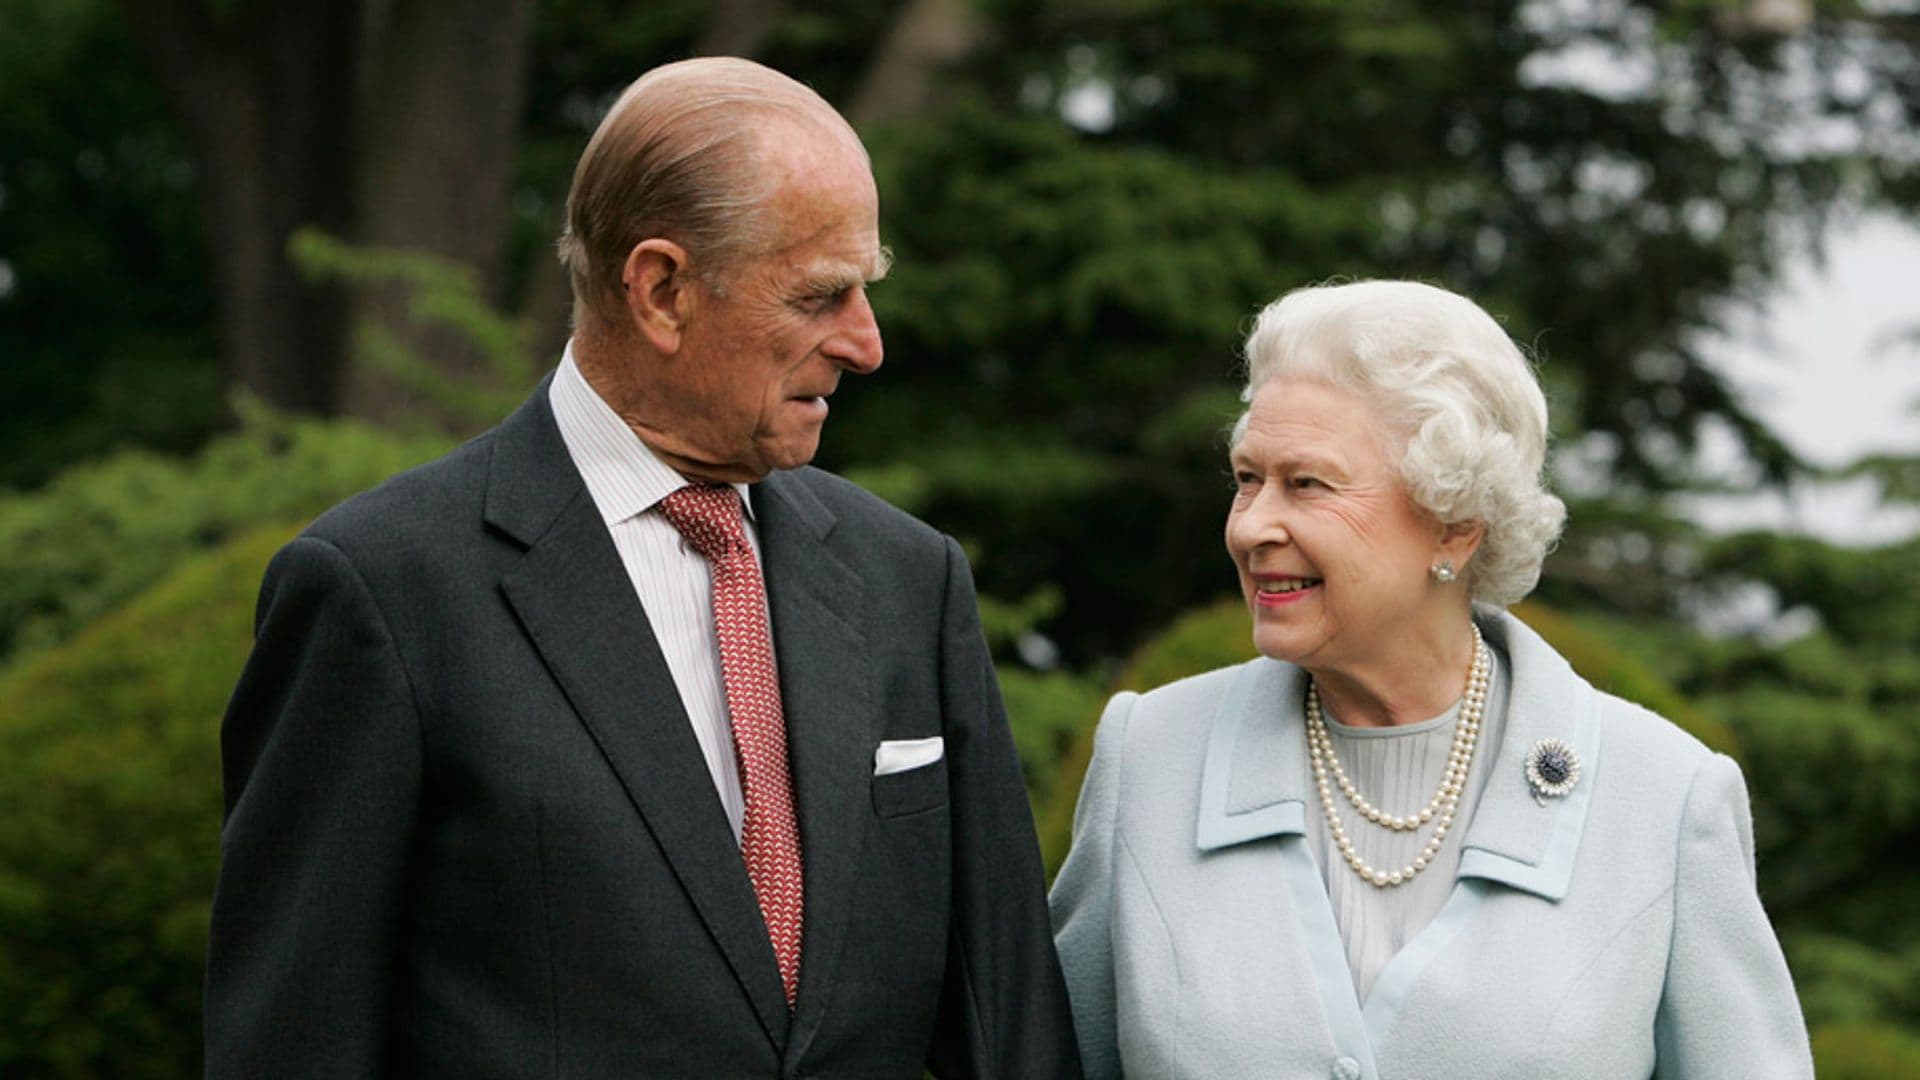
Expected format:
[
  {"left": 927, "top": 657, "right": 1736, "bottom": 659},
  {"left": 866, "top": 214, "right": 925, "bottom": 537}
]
[{"left": 548, "top": 343, "right": 764, "bottom": 842}]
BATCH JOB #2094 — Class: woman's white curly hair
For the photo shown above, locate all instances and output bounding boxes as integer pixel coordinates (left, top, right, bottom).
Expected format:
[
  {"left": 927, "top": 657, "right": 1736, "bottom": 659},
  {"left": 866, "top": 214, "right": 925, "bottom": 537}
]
[{"left": 1231, "top": 280, "right": 1567, "bottom": 607}]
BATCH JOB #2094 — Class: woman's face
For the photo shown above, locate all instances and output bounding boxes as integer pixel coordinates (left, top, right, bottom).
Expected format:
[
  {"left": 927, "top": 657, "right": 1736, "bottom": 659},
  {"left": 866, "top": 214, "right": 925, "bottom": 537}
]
[{"left": 1225, "top": 377, "right": 1450, "bottom": 676}]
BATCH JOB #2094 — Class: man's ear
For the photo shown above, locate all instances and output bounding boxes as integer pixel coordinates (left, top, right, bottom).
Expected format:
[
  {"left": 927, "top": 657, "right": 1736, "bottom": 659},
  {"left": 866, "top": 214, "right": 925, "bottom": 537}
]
[{"left": 621, "top": 238, "right": 694, "bottom": 354}]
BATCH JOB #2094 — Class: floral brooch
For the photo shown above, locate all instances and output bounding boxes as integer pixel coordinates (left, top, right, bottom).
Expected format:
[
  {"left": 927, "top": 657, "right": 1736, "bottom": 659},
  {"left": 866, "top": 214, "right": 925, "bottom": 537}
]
[{"left": 1524, "top": 737, "right": 1581, "bottom": 805}]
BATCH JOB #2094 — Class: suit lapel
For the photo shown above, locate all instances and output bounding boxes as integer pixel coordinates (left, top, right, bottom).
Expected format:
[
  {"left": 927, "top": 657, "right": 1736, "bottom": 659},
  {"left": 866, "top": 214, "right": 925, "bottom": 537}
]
[
  {"left": 751, "top": 470, "right": 874, "bottom": 1050},
  {"left": 485, "top": 383, "right": 792, "bottom": 1048}
]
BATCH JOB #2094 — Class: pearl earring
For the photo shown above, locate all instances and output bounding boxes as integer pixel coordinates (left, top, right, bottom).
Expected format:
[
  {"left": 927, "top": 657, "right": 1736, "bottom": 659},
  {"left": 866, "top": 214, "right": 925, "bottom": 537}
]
[{"left": 1430, "top": 560, "right": 1457, "bottom": 584}]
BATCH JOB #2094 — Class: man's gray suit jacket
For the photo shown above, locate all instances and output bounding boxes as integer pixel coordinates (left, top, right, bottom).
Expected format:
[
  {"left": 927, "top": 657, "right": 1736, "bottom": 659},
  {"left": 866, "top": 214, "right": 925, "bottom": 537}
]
[{"left": 204, "top": 379, "right": 1081, "bottom": 1078}]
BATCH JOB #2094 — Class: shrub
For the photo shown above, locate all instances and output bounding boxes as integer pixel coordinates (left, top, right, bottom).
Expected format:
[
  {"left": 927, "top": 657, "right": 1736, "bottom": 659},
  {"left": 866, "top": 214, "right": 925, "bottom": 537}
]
[
  {"left": 1810, "top": 1022, "right": 1920, "bottom": 1079},
  {"left": 0, "top": 409, "right": 447, "bottom": 665},
  {"left": 0, "top": 524, "right": 294, "bottom": 1076}
]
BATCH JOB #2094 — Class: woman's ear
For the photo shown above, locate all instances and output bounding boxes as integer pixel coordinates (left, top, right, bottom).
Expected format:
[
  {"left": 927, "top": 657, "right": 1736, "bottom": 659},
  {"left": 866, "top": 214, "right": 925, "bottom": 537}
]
[
  {"left": 1439, "top": 518, "right": 1487, "bottom": 572},
  {"left": 621, "top": 238, "right": 694, "bottom": 354}
]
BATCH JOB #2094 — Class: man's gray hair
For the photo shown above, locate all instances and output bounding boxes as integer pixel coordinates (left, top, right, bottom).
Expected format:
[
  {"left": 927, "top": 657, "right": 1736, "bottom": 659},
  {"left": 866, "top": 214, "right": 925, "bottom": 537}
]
[
  {"left": 1232, "top": 279, "right": 1567, "bottom": 607},
  {"left": 558, "top": 57, "right": 858, "bottom": 327}
]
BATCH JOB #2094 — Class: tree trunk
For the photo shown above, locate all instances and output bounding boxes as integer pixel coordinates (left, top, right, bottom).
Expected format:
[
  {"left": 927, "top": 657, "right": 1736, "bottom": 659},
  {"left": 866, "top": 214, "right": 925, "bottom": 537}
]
[
  {"left": 693, "top": 0, "right": 786, "bottom": 60},
  {"left": 123, "top": 0, "right": 534, "bottom": 424},
  {"left": 121, "top": 0, "right": 362, "bottom": 413},
  {"left": 845, "top": 0, "right": 984, "bottom": 127},
  {"left": 343, "top": 0, "right": 538, "bottom": 426}
]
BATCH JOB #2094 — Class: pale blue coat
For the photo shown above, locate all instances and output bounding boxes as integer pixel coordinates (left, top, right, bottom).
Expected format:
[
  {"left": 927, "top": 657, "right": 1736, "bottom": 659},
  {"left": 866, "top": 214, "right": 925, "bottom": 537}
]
[{"left": 1050, "top": 610, "right": 1813, "bottom": 1079}]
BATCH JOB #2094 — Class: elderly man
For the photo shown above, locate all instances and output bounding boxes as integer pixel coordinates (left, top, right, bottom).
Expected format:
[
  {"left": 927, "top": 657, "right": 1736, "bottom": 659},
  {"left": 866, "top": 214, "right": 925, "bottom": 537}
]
[{"left": 205, "top": 58, "right": 1081, "bottom": 1078}]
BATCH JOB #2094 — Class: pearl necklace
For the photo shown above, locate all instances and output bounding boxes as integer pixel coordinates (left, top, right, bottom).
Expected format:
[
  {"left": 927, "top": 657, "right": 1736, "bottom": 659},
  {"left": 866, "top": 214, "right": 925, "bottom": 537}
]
[{"left": 1306, "top": 624, "right": 1490, "bottom": 888}]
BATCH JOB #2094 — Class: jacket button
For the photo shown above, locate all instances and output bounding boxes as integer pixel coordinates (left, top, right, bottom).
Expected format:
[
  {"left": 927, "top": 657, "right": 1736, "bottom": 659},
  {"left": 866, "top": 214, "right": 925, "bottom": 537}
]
[{"left": 1332, "top": 1056, "right": 1362, "bottom": 1080}]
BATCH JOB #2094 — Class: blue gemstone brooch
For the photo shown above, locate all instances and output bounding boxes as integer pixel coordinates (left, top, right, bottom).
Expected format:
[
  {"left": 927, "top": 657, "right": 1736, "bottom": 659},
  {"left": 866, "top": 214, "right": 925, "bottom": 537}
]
[{"left": 1524, "top": 737, "right": 1580, "bottom": 805}]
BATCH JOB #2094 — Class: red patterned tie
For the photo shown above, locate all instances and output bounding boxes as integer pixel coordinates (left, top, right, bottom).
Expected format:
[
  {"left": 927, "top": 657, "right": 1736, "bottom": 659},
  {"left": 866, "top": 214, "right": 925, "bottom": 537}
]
[{"left": 659, "top": 484, "right": 804, "bottom": 1007}]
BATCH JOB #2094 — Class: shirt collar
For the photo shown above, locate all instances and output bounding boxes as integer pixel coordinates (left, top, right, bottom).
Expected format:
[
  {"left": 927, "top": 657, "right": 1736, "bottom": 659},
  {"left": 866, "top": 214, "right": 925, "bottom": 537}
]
[{"left": 549, "top": 340, "right": 755, "bottom": 526}]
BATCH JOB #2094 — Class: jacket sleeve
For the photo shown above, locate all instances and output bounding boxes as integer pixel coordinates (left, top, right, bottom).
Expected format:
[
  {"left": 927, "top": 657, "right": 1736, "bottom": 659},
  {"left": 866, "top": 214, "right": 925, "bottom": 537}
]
[
  {"left": 204, "top": 535, "right": 423, "bottom": 1078},
  {"left": 1045, "top": 691, "right": 1133, "bottom": 1080},
  {"left": 1653, "top": 752, "right": 1813, "bottom": 1079},
  {"left": 924, "top": 535, "right": 1084, "bottom": 1079}
]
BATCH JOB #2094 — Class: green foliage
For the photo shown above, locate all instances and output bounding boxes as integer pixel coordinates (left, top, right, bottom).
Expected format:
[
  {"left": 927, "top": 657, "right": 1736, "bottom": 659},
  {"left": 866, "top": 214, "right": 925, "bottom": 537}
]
[
  {"left": 1710, "top": 683, "right": 1920, "bottom": 923},
  {"left": 289, "top": 228, "right": 544, "bottom": 431},
  {"left": 828, "top": 100, "right": 1367, "bottom": 660},
  {"left": 1702, "top": 532, "right": 1920, "bottom": 647},
  {"left": 1509, "top": 602, "right": 1739, "bottom": 757},
  {"left": 1789, "top": 934, "right": 1920, "bottom": 1030},
  {"left": 0, "top": 524, "right": 294, "bottom": 1076},
  {"left": 1000, "top": 666, "right": 1106, "bottom": 834},
  {"left": 0, "top": 403, "right": 448, "bottom": 665},
  {"left": 1115, "top": 595, "right": 1257, "bottom": 694},
  {"left": 0, "top": 0, "right": 220, "bottom": 487},
  {"left": 1810, "top": 1022, "right": 1920, "bottom": 1080}
]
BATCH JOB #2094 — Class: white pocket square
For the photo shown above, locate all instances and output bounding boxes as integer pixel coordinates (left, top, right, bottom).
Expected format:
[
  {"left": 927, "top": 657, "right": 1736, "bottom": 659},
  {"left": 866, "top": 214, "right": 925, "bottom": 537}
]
[{"left": 873, "top": 736, "right": 945, "bottom": 776}]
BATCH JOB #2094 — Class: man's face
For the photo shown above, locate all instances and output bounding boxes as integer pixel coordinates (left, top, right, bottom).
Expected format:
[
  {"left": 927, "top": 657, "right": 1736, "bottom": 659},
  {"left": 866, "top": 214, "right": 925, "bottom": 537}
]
[{"left": 650, "top": 131, "right": 888, "bottom": 483}]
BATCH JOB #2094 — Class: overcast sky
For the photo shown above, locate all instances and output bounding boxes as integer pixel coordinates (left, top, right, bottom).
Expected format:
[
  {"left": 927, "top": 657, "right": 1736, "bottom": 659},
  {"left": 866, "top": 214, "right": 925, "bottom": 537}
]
[{"left": 1686, "top": 211, "right": 1920, "bottom": 545}]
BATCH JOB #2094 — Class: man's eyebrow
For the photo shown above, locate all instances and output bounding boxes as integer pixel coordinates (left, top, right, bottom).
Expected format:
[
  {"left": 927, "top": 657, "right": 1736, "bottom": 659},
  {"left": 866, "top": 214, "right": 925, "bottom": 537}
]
[{"left": 803, "top": 247, "right": 894, "bottom": 293}]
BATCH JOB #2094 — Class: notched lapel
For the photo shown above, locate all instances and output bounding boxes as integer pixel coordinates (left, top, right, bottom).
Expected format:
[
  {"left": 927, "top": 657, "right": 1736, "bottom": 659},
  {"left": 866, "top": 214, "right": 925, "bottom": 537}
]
[
  {"left": 1456, "top": 611, "right": 1602, "bottom": 902},
  {"left": 1197, "top": 658, "right": 1311, "bottom": 852},
  {"left": 487, "top": 391, "right": 792, "bottom": 1048},
  {"left": 753, "top": 472, "right": 874, "bottom": 1045}
]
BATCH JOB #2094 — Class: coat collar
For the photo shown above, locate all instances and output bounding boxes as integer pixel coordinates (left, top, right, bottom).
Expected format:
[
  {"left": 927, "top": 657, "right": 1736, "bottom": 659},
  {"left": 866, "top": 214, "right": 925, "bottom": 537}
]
[
  {"left": 1194, "top": 608, "right": 1600, "bottom": 902},
  {"left": 485, "top": 381, "right": 801, "bottom": 1046},
  {"left": 750, "top": 470, "right": 879, "bottom": 1062},
  {"left": 483, "top": 384, "right": 881, "bottom": 1051}
]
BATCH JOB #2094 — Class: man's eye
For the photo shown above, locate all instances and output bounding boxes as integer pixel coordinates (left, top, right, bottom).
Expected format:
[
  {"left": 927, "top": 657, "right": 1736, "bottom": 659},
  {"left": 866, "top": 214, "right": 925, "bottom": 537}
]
[
  {"left": 1291, "top": 476, "right": 1323, "bottom": 490},
  {"left": 801, "top": 288, "right": 849, "bottom": 313}
]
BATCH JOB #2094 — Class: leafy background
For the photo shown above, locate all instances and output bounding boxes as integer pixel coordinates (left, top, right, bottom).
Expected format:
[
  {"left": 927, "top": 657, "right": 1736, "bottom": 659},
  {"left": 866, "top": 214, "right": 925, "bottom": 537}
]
[{"left": 2, "top": 0, "right": 1918, "bottom": 1075}]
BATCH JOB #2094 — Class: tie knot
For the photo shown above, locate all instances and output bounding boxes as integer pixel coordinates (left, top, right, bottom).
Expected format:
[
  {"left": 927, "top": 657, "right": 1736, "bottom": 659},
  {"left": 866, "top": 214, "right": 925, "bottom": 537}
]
[{"left": 659, "top": 484, "right": 749, "bottom": 562}]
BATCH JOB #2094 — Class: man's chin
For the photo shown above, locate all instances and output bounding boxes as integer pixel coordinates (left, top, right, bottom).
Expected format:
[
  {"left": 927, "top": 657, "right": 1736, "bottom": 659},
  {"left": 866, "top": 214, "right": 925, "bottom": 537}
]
[{"left": 756, "top": 431, "right": 824, "bottom": 475}]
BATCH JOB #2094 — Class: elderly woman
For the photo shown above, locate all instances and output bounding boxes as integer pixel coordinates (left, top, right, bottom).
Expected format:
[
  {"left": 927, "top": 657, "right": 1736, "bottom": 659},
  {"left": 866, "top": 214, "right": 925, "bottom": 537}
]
[{"left": 1049, "top": 280, "right": 1811, "bottom": 1079}]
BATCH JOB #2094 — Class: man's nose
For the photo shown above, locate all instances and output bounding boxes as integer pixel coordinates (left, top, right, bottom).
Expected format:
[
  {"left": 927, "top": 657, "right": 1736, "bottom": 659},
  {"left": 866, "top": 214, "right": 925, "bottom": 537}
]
[{"left": 828, "top": 289, "right": 884, "bottom": 374}]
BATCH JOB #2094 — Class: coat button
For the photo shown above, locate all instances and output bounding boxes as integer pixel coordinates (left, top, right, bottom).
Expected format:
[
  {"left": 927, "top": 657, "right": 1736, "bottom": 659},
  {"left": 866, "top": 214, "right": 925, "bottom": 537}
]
[{"left": 1332, "top": 1056, "right": 1362, "bottom": 1080}]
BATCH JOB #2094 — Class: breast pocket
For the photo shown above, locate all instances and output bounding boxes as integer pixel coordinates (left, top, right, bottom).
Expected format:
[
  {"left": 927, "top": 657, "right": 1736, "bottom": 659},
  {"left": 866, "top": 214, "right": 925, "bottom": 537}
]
[{"left": 871, "top": 761, "right": 947, "bottom": 818}]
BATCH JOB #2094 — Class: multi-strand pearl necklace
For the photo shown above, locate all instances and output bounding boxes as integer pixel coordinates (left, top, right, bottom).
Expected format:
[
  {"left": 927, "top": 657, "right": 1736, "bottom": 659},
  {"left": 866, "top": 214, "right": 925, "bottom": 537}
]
[{"left": 1306, "top": 624, "right": 1490, "bottom": 888}]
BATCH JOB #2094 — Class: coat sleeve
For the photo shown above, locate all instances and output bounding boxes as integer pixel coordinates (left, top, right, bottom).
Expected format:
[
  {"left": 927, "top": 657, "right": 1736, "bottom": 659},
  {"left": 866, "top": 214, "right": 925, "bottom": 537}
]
[
  {"left": 923, "top": 535, "right": 1084, "bottom": 1079},
  {"left": 204, "top": 535, "right": 423, "bottom": 1078},
  {"left": 1653, "top": 752, "right": 1813, "bottom": 1079},
  {"left": 1047, "top": 691, "right": 1135, "bottom": 1080}
]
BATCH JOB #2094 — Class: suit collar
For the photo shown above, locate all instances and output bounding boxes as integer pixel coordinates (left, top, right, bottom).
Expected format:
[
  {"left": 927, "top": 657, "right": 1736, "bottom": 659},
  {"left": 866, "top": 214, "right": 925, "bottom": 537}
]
[
  {"left": 1194, "top": 609, "right": 1599, "bottom": 902},
  {"left": 750, "top": 470, "right": 876, "bottom": 1054},
  {"left": 487, "top": 380, "right": 794, "bottom": 1047},
  {"left": 482, "top": 372, "right": 578, "bottom": 550}
]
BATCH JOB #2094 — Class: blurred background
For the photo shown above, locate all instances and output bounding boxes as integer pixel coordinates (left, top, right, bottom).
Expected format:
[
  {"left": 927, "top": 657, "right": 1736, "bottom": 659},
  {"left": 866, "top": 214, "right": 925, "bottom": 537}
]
[{"left": 3, "top": 0, "right": 1918, "bottom": 1074}]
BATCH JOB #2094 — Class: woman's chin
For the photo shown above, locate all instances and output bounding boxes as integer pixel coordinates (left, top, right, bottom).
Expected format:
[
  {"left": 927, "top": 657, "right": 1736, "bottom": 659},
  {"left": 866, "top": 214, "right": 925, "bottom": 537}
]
[{"left": 1249, "top": 625, "right": 1312, "bottom": 665}]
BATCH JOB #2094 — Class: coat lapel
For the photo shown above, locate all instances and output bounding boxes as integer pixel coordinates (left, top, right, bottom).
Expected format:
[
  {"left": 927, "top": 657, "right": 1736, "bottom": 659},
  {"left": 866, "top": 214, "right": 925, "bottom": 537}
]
[
  {"left": 750, "top": 470, "right": 875, "bottom": 1056},
  {"left": 1189, "top": 611, "right": 1609, "bottom": 1076},
  {"left": 1194, "top": 658, "right": 1381, "bottom": 1077},
  {"left": 1455, "top": 611, "right": 1601, "bottom": 902},
  {"left": 484, "top": 383, "right": 792, "bottom": 1048}
]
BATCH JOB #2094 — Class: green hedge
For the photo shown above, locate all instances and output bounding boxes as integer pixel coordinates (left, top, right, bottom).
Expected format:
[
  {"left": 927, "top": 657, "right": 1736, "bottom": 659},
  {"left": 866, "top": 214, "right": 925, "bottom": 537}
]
[
  {"left": 0, "top": 410, "right": 446, "bottom": 665},
  {"left": 0, "top": 524, "right": 293, "bottom": 1076}
]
